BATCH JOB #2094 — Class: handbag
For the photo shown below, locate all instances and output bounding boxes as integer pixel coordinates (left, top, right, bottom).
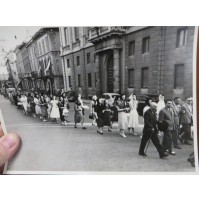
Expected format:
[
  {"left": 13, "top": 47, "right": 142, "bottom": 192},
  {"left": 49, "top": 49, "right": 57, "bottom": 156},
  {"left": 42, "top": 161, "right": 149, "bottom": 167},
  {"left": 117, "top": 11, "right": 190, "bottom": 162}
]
[
  {"left": 63, "top": 108, "right": 69, "bottom": 115},
  {"left": 89, "top": 114, "right": 94, "bottom": 119}
]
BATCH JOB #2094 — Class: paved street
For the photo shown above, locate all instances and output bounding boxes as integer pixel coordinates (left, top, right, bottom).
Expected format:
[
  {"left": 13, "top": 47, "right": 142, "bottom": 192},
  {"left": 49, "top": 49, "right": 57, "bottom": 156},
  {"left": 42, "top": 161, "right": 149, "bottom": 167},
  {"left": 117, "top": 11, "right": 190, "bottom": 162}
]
[{"left": 0, "top": 95, "right": 195, "bottom": 173}]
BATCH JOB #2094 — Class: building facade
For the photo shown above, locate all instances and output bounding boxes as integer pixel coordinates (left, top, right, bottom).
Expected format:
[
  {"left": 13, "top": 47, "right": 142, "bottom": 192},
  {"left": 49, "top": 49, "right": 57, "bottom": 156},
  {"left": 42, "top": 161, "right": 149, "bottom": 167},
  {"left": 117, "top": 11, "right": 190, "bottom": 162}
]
[
  {"left": 60, "top": 26, "right": 194, "bottom": 100},
  {"left": 14, "top": 27, "right": 64, "bottom": 94}
]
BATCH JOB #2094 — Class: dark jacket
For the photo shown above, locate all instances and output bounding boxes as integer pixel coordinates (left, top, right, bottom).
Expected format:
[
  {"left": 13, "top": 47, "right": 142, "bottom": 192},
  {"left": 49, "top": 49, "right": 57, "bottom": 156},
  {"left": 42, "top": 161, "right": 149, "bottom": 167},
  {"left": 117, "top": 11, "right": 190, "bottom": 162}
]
[
  {"left": 143, "top": 108, "right": 158, "bottom": 134},
  {"left": 159, "top": 107, "right": 175, "bottom": 130},
  {"left": 180, "top": 103, "right": 192, "bottom": 124}
]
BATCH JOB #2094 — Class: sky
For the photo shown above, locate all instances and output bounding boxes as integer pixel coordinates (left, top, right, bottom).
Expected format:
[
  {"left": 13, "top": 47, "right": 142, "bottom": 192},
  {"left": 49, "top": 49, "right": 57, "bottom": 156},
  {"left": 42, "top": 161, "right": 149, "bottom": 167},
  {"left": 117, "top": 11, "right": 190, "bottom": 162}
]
[{"left": 0, "top": 26, "right": 41, "bottom": 74}]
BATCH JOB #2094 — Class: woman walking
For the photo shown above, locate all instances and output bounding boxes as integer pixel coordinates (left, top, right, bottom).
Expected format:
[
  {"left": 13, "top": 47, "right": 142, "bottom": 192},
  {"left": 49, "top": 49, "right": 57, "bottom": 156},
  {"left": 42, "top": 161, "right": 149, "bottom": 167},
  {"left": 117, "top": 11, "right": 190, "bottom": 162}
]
[
  {"left": 102, "top": 99, "right": 112, "bottom": 132},
  {"left": 34, "top": 94, "right": 42, "bottom": 117},
  {"left": 50, "top": 95, "right": 61, "bottom": 123},
  {"left": 39, "top": 94, "right": 48, "bottom": 122},
  {"left": 27, "top": 93, "right": 36, "bottom": 117},
  {"left": 115, "top": 94, "right": 129, "bottom": 138},
  {"left": 74, "top": 94, "right": 87, "bottom": 129},
  {"left": 90, "top": 95, "right": 98, "bottom": 126},
  {"left": 95, "top": 98, "right": 104, "bottom": 134},
  {"left": 128, "top": 94, "right": 139, "bottom": 135},
  {"left": 58, "top": 96, "right": 65, "bottom": 124},
  {"left": 20, "top": 93, "right": 28, "bottom": 115}
]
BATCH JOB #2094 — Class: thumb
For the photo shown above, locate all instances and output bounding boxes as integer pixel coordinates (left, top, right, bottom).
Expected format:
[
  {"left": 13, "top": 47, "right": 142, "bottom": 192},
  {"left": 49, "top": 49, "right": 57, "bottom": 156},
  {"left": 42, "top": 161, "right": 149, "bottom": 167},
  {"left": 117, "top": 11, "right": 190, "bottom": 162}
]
[{"left": 0, "top": 133, "right": 21, "bottom": 167}]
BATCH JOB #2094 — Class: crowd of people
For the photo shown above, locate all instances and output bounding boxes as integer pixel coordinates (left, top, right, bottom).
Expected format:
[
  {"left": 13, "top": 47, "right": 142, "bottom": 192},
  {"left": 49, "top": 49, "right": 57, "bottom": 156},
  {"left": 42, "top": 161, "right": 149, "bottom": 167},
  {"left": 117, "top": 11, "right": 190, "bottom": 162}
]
[{"left": 2, "top": 89, "right": 194, "bottom": 165}]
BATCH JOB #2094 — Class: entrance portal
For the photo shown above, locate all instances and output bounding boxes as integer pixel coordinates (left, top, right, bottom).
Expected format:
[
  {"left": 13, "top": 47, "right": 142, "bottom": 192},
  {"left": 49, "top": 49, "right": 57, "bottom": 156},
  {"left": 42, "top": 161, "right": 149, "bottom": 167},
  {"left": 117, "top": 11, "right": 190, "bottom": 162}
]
[{"left": 106, "top": 54, "right": 114, "bottom": 93}]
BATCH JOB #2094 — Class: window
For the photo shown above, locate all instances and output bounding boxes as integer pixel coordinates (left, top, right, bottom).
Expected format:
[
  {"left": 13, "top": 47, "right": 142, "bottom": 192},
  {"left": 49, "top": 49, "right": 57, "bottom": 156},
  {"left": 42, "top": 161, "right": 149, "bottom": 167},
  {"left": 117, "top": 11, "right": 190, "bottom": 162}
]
[
  {"left": 128, "top": 69, "right": 135, "bottom": 88},
  {"left": 88, "top": 73, "right": 92, "bottom": 87},
  {"left": 45, "top": 36, "right": 50, "bottom": 52},
  {"left": 68, "top": 76, "right": 72, "bottom": 87},
  {"left": 142, "top": 37, "right": 150, "bottom": 54},
  {"left": 67, "top": 59, "right": 70, "bottom": 68},
  {"left": 78, "top": 74, "right": 81, "bottom": 87},
  {"left": 87, "top": 53, "right": 90, "bottom": 64},
  {"left": 42, "top": 39, "right": 46, "bottom": 54},
  {"left": 64, "top": 28, "right": 68, "bottom": 45},
  {"left": 176, "top": 28, "right": 187, "bottom": 47},
  {"left": 141, "top": 67, "right": 149, "bottom": 88},
  {"left": 95, "top": 72, "right": 97, "bottom": 87},
  {"left": 94, "top": 54, "right": 96, "bottom": 63},
  {"left": 76, "top": 56, "right": 80, "bottom": 66},
  {"left": 174, "top": 64, "right": 184, "bottom": 88},
  {"left": 74, "top": 27, "right": 79, "bottom": 41},
  {"left": 85, "top": 27, "right": 89, "bottom": 38},
  {"left": 128, "top": 41, "right": 135, "bottom": 56}
]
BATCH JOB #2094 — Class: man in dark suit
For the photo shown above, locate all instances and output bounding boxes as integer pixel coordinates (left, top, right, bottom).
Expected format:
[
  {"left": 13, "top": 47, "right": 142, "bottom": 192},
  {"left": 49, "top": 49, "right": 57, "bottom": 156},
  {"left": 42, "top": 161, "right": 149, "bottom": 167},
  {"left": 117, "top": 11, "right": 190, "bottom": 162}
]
[
  {"left": 159, "top": 99, "right": 176, "bottom": 155},
  {"left": 139, "top": 102, "right": 169, "bottom": 159},
  {"left": 179, "top": 97, "right": 193, "bottom": 145}
]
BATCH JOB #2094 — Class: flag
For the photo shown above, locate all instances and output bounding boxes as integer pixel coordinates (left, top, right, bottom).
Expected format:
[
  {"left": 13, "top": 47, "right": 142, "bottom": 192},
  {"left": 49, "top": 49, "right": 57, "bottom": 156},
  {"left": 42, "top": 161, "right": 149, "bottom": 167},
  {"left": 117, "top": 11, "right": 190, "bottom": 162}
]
[{"left": 44, "top": 58, "right": 51, "bottom": 75}]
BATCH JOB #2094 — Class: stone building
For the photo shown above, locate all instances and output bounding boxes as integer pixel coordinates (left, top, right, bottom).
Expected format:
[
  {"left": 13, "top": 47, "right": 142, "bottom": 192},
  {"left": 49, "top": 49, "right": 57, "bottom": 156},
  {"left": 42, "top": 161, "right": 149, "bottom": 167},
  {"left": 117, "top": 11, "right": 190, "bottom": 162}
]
[
  {"left": 60, "top": 26, "right": 194, "bottom": 100},
  {"left": 29, "top": 27, "right": 63, "bottom": 94},
  {"left": 14, "top": 27, "right": 63, "bottom": 94}
]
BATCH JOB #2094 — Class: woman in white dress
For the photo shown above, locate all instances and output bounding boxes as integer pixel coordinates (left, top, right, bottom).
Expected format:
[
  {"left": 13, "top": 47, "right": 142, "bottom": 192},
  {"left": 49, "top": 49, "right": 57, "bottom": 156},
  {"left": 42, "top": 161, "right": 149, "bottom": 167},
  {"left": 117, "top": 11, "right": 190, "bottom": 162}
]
[
  {"left": 115, "top": 94, "right": 129, "bottom": 138},
  {"left": 128, "top": 94, "right": 139, "bottom": 135},
  {"left": 157, "top": 94, "right": 165, "bottom": 117},
  {"left": 34, "top": 94, "right": 42, "bottom": 116},
  {"left": 50, "top": 96, "right": 60, "bottom": 123},
  {"left": 20, "top": 93, "right": 28, "bottom": 114}
]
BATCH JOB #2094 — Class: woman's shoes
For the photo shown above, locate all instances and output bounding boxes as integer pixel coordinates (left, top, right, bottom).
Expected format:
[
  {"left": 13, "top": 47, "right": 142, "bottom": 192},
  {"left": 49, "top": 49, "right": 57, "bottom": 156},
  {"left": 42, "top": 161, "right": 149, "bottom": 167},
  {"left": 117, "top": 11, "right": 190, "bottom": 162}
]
[
  {"left": 74, "top": 125, "right": 77, "bottom": 128},
  {"left": 119, "top": 132, "right": 126, "bottom": 138},
  {"left": 108, "top": 128, "right": 112, "bottom": 132}
]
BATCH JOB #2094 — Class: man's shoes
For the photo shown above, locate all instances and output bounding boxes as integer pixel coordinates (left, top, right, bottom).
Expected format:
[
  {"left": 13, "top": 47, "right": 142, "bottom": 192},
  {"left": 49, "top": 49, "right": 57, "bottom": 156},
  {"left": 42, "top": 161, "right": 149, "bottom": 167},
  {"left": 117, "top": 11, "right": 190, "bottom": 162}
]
[
  {"left": 160, "top": 152, "right": 169, "bottom": 159},
  {"left": 184, "top": 141, "right": 192, "bottom": 145},
  {"left": 139, "top": 153, "right": 147, "bottom": 157},
  {"left": 174, "top": 145, "right": 182, "bottom": 149},
  {"left": 169, "top": 151, "right": 176, "bottom": 155}
]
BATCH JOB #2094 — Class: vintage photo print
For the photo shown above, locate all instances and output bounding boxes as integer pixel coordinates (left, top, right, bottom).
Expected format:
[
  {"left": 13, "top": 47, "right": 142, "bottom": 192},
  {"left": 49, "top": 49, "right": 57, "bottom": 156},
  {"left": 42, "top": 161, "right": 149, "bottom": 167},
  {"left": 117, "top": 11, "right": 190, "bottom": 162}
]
[{"left": 0, "top": 26, "right": 197, "bottom": 174}]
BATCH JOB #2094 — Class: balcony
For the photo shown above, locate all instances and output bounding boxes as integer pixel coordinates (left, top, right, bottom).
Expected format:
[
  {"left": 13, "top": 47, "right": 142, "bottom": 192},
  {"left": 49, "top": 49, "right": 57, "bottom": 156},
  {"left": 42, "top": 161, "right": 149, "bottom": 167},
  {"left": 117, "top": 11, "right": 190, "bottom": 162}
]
[
  {"left": 31, "top": 71, "right": 39, "bottom": 78},
  {"left": 89, "top": 27, "right": 126, "bottom": 43}
]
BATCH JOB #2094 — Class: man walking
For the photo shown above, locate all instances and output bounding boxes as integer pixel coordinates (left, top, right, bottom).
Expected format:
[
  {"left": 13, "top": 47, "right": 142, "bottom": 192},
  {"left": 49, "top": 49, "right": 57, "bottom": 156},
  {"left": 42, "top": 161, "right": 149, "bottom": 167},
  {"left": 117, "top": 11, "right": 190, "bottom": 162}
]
[
  {"left": 179, "top": 97, "right": 193, "bottom": 145},
  {"left": 159, "top": 99, "right": 176, "bottom": 155},
  {"left": 172, "top": 97, "right": 182, "bottom": 149},
  {"left": 139, "top": 102, "right": 168, "bottom": 159}
]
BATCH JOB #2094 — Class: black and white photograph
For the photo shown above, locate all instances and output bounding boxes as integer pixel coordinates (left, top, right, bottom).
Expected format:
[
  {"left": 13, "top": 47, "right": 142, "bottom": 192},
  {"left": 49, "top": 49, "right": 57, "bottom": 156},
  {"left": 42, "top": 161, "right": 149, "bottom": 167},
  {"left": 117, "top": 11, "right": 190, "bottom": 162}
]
[{"left": 0, "top": 26, "right": 197, "bottom": 174}]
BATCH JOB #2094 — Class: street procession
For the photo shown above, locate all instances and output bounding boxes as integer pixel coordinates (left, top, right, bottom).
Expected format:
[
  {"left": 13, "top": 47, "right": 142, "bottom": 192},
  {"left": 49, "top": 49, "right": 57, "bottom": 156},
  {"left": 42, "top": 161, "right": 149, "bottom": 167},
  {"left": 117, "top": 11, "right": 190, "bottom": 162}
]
[{"left": 0, "top": 26, "right": 195, "bottom": 171}]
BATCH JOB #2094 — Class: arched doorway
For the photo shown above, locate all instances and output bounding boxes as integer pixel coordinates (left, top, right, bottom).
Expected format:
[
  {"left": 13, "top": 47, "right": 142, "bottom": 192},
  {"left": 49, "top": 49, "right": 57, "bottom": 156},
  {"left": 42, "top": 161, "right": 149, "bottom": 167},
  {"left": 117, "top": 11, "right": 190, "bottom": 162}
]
[{"left": 106, "top": 53, "right": 114, "bottom": 93}]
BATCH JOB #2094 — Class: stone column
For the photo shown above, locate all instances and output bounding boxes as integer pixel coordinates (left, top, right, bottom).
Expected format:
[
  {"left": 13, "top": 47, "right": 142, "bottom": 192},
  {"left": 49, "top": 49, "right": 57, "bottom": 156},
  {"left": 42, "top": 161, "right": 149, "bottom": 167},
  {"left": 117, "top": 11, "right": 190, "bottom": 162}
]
[
  {"left": 113, "top": 48, "right": 120, "bottom": 93},
  {"left": 95, "top": 53, "right": 102, "bottom": 97}
]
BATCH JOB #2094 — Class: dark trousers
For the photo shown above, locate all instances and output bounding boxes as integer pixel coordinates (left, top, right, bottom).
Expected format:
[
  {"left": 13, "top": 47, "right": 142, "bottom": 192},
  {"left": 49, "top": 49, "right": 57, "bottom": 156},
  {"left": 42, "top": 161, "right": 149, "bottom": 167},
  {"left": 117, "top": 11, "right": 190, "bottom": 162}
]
[
  {"left": 172, "top": 129, "right": 179, "bottom": 147},
  {"left": 162, "top": 130, "right": 173, "bottom": 152},
  {"left": 139, "top": 130, "right": 165, "bottom": 156},
  {"left": 180, "top": 124, "right": 191, "bottom": 142}
]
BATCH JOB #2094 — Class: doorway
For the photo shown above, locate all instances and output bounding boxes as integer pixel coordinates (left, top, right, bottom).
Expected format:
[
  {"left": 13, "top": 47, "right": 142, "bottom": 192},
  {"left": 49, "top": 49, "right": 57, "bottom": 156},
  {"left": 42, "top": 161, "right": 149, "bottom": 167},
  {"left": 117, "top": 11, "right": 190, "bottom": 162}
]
[{"left": 106, "top": 53, "right": 114, "bottom": 93}]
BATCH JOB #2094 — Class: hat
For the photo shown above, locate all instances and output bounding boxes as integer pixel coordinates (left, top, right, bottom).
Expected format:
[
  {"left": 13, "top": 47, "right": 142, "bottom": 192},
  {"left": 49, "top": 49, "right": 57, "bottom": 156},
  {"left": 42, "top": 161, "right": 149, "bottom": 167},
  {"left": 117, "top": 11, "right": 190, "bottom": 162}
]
[
  {"left": 151, "top": 102, "right": 158, "bottom": 107},
  {"left": 187, "top": 97, "right": 193, "bottom": 101},
  {"left": 157, "top": 121, "right": 168, "bottom": 132}
]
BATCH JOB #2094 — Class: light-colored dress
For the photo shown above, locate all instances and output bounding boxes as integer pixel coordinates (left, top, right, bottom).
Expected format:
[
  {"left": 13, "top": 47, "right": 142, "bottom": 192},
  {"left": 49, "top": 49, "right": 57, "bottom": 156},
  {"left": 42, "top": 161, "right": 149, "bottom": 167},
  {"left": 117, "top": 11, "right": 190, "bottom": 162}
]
[
  {"left": 46, "top": 97, "right": 52, "bottom": 116},
  {"left": 34, "top": 97, "right": 42, "bottom": 115},
  {"left": 20, "top": 96, "right": 28, "bottom": 111},
  {"left": 128, "top": 100, "right": 139, "bottom": 128},
  {"left": 50, "top": 100, "right": 60, "bottom": 118},
  {"left": 116, "top": 101, "right": 128, "bottom": 130}
]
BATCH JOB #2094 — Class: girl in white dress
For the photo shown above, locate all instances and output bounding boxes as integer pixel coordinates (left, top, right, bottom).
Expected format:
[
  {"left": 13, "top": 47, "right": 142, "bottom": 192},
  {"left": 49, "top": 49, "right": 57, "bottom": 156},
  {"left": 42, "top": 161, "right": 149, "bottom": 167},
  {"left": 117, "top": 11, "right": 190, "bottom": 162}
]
[
  {"left": 20, "top": 93, "right": 28, "bottom": 114},
  {"left": 128, "top": 94, "right": 139, "bottom": 135},
  {"left": 50, "top": 96, "right": 60, "bottom": 123}
]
